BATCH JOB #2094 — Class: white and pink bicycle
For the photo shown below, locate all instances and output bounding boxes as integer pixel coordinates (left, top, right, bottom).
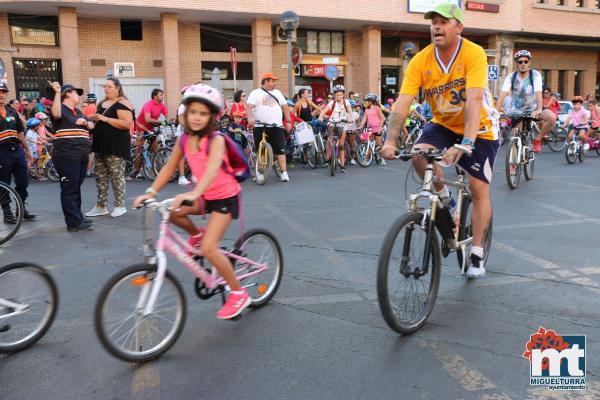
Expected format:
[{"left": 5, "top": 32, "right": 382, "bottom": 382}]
[{"left": 94, "top": 198, "right": 283, "bottom": 363}]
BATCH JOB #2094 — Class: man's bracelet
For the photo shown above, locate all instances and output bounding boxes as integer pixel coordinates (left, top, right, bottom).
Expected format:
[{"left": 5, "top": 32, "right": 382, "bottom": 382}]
[{"left": 145, "top": 187, "right": 157, "bottom": 195}]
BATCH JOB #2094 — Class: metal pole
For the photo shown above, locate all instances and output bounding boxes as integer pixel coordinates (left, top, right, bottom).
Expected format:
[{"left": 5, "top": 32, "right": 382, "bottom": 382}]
[{"left": 287, "top": 31, "right": 293, "bottom": 99}]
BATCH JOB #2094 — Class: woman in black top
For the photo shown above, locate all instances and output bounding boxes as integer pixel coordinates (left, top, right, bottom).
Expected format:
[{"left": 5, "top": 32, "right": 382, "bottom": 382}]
[
  {"left": 294, "top": 88, "right": 322, "bottom": 122},
  {"left": 86, "top": 77, "right": 134, "bottom": 219}
]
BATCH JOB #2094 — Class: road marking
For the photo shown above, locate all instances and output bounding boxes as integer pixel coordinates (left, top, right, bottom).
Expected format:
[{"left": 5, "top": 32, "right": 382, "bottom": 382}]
[
  {"left": 277, "top": 293, "right": 363, "bottom": 306},
  {"left": 493, "top": 241, "right": 561, "bottom": 270},
  {"left": 493, "top": 219, "right": 583, "bottom": 232},
  {"left": 478, "top": 393, "right": 513, "bottom": 400},
  {"left": 536, "top": 176, "right": 600, "bottom": 190},
  {"left": 534, "top": 203, "right": 600, "bottom": 225},
  {"left": 420, "top": 339, "right": 497, "bottom": 391},
  {"left": 577, "top": 266, "right": 600, "bottom": 275},
  {"left": 329, "top": 233, "right": 385, "bottom": 242},
  {"left": 131, "top": 363, "right": 160, "bottom": 400}
]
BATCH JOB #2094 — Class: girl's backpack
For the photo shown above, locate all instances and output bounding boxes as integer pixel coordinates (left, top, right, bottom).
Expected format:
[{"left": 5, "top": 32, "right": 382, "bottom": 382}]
[{"left": 180, "top": 132, "right": 250, "bottom": 182}]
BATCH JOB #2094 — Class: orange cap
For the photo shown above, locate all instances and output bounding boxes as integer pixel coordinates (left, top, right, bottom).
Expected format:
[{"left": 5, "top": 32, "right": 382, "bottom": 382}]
[
  {"left": 232, "top": 111, "right": 244, "bottom": 117},
  {"left": 261, "top": 72, "right": 278, "bottom": 81}
]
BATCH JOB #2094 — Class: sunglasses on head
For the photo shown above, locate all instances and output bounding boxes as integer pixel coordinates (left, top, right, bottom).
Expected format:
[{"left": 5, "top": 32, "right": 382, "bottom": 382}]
[{"left": 517, "top": 60, "right": 529, "bottom": 65}]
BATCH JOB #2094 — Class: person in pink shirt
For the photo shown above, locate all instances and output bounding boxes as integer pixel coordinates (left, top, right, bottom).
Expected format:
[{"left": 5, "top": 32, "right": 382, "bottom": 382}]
[
  {"left": 563, "top": 96, "right": 590, "bottom": 150},
  {"left": 586, "top": 99, "right": 600, "bottom": 139},
  {"left": 133, "top": 84, "right": 250, "bottom": 320},
  {"left": 136, "top": 89, "right": 169, "bottom": 132}
]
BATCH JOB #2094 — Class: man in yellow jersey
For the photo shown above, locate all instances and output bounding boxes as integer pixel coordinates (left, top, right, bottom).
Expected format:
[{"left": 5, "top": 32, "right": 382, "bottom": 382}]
[{"left": 381, "top": 3, "right": 499, "bottom": 278}]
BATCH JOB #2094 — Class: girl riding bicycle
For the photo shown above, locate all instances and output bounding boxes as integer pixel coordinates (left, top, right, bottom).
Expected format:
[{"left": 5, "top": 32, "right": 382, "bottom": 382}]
[
  {"left": 133, "top": 84, "right": 250, "bottom": 320},
  {"left": 359, "top": 94, "right": 386, "bottom": 165},
  {"left": 563, "top": 96, "right": 590, "bottom": 150}
]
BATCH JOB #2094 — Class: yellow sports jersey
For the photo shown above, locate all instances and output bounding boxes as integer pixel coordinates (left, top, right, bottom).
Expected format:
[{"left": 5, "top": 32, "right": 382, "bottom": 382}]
[{"left": 400, "top": 37, "right": 499, "bottom": 140}]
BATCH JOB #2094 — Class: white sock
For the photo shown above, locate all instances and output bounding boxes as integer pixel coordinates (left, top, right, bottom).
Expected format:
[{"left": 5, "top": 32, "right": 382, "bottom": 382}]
[
  {"left": 438, "top": 185, "right": 450, "bottom": 198},
  {"left": 471, "top": 246, "right": 484, "bottom": 259}
]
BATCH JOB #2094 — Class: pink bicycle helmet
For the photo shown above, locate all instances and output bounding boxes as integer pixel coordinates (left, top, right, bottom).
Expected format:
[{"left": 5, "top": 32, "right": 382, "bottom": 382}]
[
  {"left": 35, "top": 112, "right": 48, "bottom": 120},
  {"left": 316, "top": 97, "right": 324, "bottom": 103},
  {"left": 182, "top": 84, "right": 224, "bottom": 113},
  {"left": 180, "top": 84, "right": 191, "bottom": 94},
  {"left": 387, "top": 98, "right": 394, "bottom": 105}
]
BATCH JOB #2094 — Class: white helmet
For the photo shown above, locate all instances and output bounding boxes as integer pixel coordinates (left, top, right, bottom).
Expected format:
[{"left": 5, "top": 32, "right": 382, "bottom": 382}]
[
  {"left": 332, "top": 85, "right": 345, "bottom": 94},
  {"left": 182, "top": 84, "right": 224, "bottom": 113}
]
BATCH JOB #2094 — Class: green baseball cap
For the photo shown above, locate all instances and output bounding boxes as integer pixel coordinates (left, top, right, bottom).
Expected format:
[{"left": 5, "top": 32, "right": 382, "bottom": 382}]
[{"left": 424, "top": 3, "right": 464, "bottom": 23}]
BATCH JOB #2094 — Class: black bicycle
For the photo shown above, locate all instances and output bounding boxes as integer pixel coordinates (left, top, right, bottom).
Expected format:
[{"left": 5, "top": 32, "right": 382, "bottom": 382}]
[
  {"left": 377, "top": 148, "right": 493, "bottom": 334},
  {"left": 0, "top": 181, "right": 24, "bottom": 246}
]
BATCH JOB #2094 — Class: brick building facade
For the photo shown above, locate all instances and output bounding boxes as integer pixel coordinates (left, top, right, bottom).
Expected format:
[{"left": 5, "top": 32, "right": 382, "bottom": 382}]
[{"left": 1, "top": 0, "right": 599, "bottom": 114}]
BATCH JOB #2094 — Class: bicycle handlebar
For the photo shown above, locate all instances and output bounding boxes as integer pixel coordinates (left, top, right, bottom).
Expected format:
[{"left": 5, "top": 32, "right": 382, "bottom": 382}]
[{"left": 253, "top": 121, "right": 281, "bottom": 128}]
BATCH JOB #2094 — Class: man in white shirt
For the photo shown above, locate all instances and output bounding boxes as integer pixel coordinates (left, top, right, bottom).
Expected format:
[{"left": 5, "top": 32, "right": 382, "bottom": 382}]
[
  {"left": 496, "top": 50, "right": 556, "bottom": 153},
  {"left": 246, "top": 73, "right": 292, "bottom": 182}
]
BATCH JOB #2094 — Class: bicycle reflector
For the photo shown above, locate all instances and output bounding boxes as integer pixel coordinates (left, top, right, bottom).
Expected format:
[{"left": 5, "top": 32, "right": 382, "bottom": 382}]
[
  {"left": 257, "top": 284, "right": 268, "bottom": 296},
  {"left": 131, "top": 276, "right": 150, "bottom": 286}
]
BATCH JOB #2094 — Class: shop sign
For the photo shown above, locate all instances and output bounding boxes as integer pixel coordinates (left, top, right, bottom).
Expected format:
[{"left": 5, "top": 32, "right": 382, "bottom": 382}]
[
  {"left": 466, "top": 1, "right": 500, "bottom": 13},
  {"left": 408, "top": 0, "right": 461, "bottom": 13},
  {"left": 323, "top": 57, "right": 339, "bottom": 64},
  {"left": 114, "top": 62, "right": 135, "bottom": 78},
  {"left": 302, "top": 64, "right": 345, "bottom": 77},
  {"left": 385, "top": 77, "right": 397, "bottom": 86}
]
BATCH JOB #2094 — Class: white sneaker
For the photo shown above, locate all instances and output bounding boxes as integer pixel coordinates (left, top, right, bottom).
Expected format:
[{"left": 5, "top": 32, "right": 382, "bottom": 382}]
[
  {"left": 466, "top": 254, "right": 486, "bottom": 279},
  {"left": 583, "top": 143, "right": 590, "bottom": 151},
  {"left": 85, "top": 205, "right": 109, "bottom": 217},
  {"left": 178, "top": 176, "right": 190, "bottom": 185},
  {"left": 280, "top": 171, "right": 290, "bottom": 182},
  {"left": 110, "top": 207, "right": 127, "bottom": 218},
  {"left": 380, "top": 159, "right": 387, "bottom": 166},
  {"left": 350, "top": 159, "right": 356, "bottom": 165}
]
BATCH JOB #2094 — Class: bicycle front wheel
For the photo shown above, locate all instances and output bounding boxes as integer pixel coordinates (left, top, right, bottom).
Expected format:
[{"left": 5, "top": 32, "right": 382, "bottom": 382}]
[
  {"left": 0, "top": 182, "right": 24, "bottom": 246},
  {"left": 233, "top": 229, "right": 283, "bottom": 308},
  {"left": 255, "top": 141, "right": 273, "bottom": 185},
  {"left": 357, "top": 143, "right": 373, "bottom": 167},
  {"left": 152, "top": 147, "right": 177, "bottom": 182},
  {"left": 548, "top": 128, "right": 567, "bottom": 152},
  {"left": 565, "top": 142, "right": 577, "bottom": 164},
  {"left": 45, "top": 160, "right": 60, "bottom": 182},
  {"left": 0, "top": 263, "right": 58, "bottom": 354},
  {"left": 304, "top": 144, "right": 317, "bottom": 169},
  {"left": 505, "top": 138, "right": 521, "bottom": 189},
  {"left": 94, "top": 264, "right": 186, "bottom": 363},
  {"left": 377, "top": 212, "right": 441, "bottom": 335}
]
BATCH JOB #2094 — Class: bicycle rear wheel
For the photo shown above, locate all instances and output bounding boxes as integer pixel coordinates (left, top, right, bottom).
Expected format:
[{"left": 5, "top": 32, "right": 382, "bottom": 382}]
[
  {"left": 377, "top": 212, "right": 441, "bottom": 334},
  {"left": 0, "top": 182, "right": 24, "bottom": 246},
  {"left": 45, "top": 160, "right": 60, "bottom": 182},
  {"left": 524, "top": 147, "right": 535, "bottom": 181},
  {"left": 0, "top": 263, "right": 58, "bottom": 354},
  {"left": 94, "top": 264, "right": 186, "bottom": 363},
  {"left": 142, "top": 154, "right": 157, "bottom": 181},
  {"left": 578, "top": 147, "right": 585, "bottom": 163},
  {"left": 304, "top": 144, "right": 317, "bottom": 169},
  {"left": 505, "top": 138, "right": 521, "bottom": 189},
  {"left": 233, "top": 229, "right": 283, "bottom": 308},
  {"left": 548, "top": 128, "right": 567, "bottom": 152},
  {"left": 330, "top": 140, "right": 337, "bottom": 176},
  {"left": 152, "top": 147, "right": 177, "bottom": 182},
  {"left": 456, "top": 196, "right": 493, "bottom": 273}
]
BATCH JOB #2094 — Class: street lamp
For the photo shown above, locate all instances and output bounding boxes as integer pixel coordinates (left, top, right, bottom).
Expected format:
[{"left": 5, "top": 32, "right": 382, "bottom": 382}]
[{"left": 280, "top": 10, "right": 300, "bottom": 99}]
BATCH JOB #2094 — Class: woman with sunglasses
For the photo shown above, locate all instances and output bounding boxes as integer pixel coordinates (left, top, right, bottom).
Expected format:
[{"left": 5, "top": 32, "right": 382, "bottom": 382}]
[
  {"left": 542, "top": 87, "right": 559, "bottom": 120},
  {"left": 227, "top": 90, "right": 247, "bottom": 128}
]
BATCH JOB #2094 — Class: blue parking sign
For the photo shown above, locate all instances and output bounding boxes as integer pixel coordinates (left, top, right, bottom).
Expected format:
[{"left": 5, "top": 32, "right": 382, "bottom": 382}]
[{"left": 488, "top": 65, "right": 499, "bottom": 81}]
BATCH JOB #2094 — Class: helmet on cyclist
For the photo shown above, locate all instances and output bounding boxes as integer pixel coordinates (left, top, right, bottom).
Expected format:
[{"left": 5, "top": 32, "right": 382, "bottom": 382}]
[
  {"left": 34, "top": 112, "right": 48, "bottom": 120},
  {"left": 387, "top": 98, "right": 394, "bottom": 105},
  {"left": 349, "top": 99, "right": 356, "bottom": 107},
  {"left": 332, "top": 85, "right": 345, "bottom": 94},
  {"left": 315, "top": 97, "right": 324, "bottom": 103},
  {"left": 365, "top": 93, "right": 376, "bottom": 101},
  {"left": 180, "top": 84, "right": 191, "bottom": 95},
  {"left": 286, "top": 99, "right": 294, "bottom": 107},
  {"left": 182, "top": 84, "right": 224, "bottom": 113},
  {"left": 571, "top": 95, "right": 584, "bottom": 104},
  {"left": 513, "top": 50, "right": 532, "bottom": 61},
  {"left": 86, "top": 93, "right": 97, "bottom": 102},
  {"left": 26, "top": 118, "right": 41, "bottom": 128}
]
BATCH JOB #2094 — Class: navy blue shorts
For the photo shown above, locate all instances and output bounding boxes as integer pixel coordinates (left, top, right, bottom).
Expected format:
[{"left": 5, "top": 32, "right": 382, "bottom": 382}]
[{"left": 415, "top": 123, "right": 500, "bottom": 184}]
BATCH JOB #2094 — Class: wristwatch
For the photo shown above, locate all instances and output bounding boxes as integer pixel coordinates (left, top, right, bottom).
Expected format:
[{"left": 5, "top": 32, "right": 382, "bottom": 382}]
[{"left": 461, "top": 138, "right": 475, "bottom": 148}]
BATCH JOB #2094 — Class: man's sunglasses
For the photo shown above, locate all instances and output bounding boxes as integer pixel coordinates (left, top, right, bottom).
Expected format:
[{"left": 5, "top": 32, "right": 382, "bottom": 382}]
[{"left": 517, "top": 60, "right": 529, "bottom": 65}]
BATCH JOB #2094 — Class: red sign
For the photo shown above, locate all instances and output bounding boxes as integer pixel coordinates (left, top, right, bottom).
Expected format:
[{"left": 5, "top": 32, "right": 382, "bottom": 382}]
[
  {"left": 302, "top": 64, "right": 344, "bottom": 78},
  {"left": 292, "top": 47, "right": 302, "bottom": 67},
  {"left": 465, "top": 1, "right": 500, "bottom": 13},
  {"left": 230, "top": 47, "right": 237, "bottom": 75}
]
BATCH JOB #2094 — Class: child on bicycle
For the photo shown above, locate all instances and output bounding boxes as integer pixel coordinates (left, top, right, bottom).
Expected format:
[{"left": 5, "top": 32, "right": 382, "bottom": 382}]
[
  {"left": 360, "top": 94, "right": 386, "bottom": 165},
  {"left": 228, "top": 111, "right": 248, "bottom": 149},
  {"left": 133, "top": 84, "right": 250, "bottom": 320},
  {"left": 563, "top": 96, "right": 589, "bottom": 150},
  {"left": 586, "top": 99, "right": 600, "bottom": 141}
]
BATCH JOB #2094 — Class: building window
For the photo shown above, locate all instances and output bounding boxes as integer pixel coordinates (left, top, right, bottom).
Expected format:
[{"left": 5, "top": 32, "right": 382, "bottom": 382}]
[
  {"left": 558, "top": 70, "right": 566, "bottom": 96},
  {"left": 555, "top": 0, "right": 564, "bottom": 5},
  {"left": 574, "top": 71, "right": 583, "bottom": 95},
  {"left": 200, "top": 25, "right": 252, "bottom": 53},
  {"left": 536, "top": 0, "right": 545, "bottom": 3},
  {"left": 596, "top": 0, "right": 600, "bottom": 8},
  {"left": 575, "top": 0, "right": 584, "bottom": 6},
  {"left": 541, "top": 70, "right": 550, "bottom": 87},
  {"left": 9, "top": 14, "right": 58, "bottom": 46},
  {"left": 297, "top": 30, "right": 344, "bottom": 55},
  {"left": 120, "top": 20, "right": 142, "bottom": 41},
  {"left": 381, "top": 36, "right": 400, "bottom": 58},
  {"left": 201, "top": 61, "right": 252, "bottom": 80}
]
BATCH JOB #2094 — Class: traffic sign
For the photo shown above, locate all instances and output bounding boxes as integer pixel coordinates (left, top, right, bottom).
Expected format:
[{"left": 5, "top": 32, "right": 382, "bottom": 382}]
[
  {"left": 292, "top": 47, "right": 302, "bottom": 67},
  {"left": 230, "top": 47, "right": 238, "bottom": 75},
  {"left": 488, "top": 65, "right": 499, "bottom": 81},
  {"left": 324, "top": 64, "right": 338, "bottom": 81}
]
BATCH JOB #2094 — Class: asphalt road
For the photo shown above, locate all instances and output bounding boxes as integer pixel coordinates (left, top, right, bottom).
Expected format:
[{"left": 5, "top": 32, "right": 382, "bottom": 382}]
[{"left": 1, "top": 144, "right": 600, "bottom": 400}]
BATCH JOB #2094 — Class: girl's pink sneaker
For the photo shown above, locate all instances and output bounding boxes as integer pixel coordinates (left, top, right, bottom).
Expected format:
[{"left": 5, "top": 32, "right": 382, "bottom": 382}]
[{"left": 217, "top": 289, "right": 251, "bottom": 320}]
